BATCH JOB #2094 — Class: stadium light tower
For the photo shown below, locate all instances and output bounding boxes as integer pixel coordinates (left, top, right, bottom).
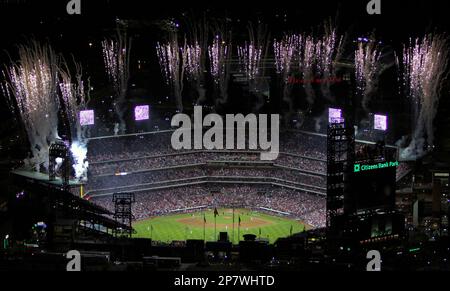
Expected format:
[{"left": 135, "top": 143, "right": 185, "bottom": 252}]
[
  {"left": 49, "top": 139, "right": 71, "bottom": 190},
  {"left": 113, "top": 192, "right": 135, "bottom": 238}
]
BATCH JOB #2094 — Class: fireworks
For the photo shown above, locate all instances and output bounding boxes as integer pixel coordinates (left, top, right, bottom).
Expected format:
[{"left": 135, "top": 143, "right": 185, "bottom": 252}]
[
  {"left": 273, "top": 34, "right": 300, "bottom": 75},
  {"left": 102, "top": 27, "right": 132, "bottom": 132},
  {"left": 316, "top": 26, "right": 342, "bottom": 79},
  {"left": 354, "top": 39, "right": 381, "bottom": 111},
  {"left": 399, "top": 34, "right": 449, "bottom": 158},
  {"left": 58, "top": 59, "right": 90, "bottom": 156},
  {"left": 238, "top": 23, "right": 270, "bottom": 80},
  {"left": 70, "top": 141, "right": 89, "bottom": 182},
  {"left": 274, "top": 34, "right": 302, "bottom": 115},
  {"left": 355, "top": 41, "right": 379, "bottom": 93},
  {"left": 184, "top": 15, "right": 209, "bottom": 105},
  {"left": 301, "top": 36, "right": 317, "bottom": 105},
  {"left": 300, "top": 26, "right": 343, "bottom": 104},
  {"left": 2, "top": 42, "right": 60, "bottom": 170},
  {"left": 156, "top": 34, "right": 187, "bottom": 111},
  {"left": 157, "top": 41, "right": 179, "bottom": 84},
  {"left": 208, "top": 35, "right": 230, "bottom": 83},
  {"left": 301, "top": 36, "right": 316, "bottom": 70},
  {"left": 102, "top": 39, "right": 119, "bottom": 85},
  {"left": 184, "top": 42, "right": 202, "bottom": 80},
  {"left": 102, "top": 36, "right": 131, "bottom": 100},
  {"left": 238, "top": 42, "right": 262, "bottom": 80},
  {"left": 238, "top": 23, "right": 270, "bottom": 112},
  {"left": 183, "top": 41, "right": 207, "bottom": 106},
  {"left": 2, "top": 41, "right": 90, "bottom": 179},
  {"left": 208, "top": 34, "right": 231, "bottom": 104}
]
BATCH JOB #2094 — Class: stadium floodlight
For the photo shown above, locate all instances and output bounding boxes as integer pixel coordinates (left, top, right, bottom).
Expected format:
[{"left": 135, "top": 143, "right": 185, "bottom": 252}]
[
  {"left": 374, "top": 114, "right": 388, "bottom": 131},
  {"left": 134, "top": 105, "right": 149, "bottom": 121},
  {"left": 328, "top": 108, "right": 343, "bottom": 124},
  {"left": 79, "top": 110, "right": 95, "bottom": 126}
]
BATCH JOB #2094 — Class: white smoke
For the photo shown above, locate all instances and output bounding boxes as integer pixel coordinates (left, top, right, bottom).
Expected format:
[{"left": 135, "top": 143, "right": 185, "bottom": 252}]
[
  {"left": 399, "top": 35, "right": 449, "bottom": 160},
  {"left": 399, "top": 138, "right": 426, "bottom": 161},
  {"left": 314, "top": 116, "right": 323, "bottom": 132},
  {"left": 70, "top": 141, "right": 88, "bottom": 181},
  {"left": 2, "top": 42, "right": 61, "bottom": 171}
]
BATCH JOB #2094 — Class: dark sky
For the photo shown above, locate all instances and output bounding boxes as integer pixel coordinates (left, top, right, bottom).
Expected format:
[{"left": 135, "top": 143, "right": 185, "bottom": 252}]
[
  {"left": 1, "top": 0, "right": 450, "bottom": 131},
  {"left": 1, "top": 0, "right": 449, "bottom": 36},
  {"left": 1, "top": 0, "right": 449, "bottom": 65}
]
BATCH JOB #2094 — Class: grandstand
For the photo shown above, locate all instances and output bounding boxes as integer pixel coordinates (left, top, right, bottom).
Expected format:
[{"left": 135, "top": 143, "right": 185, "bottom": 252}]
[
  {"left": 86, "top": 130, "right": 328, "bottom": 234},
  {"left": 86, "top": 129, "right": 402, "bottom": 236}
]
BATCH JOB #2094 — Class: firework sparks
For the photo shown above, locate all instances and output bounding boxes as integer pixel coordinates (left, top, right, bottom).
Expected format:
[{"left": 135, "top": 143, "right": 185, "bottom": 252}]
[
  {"left": 238, "top": 23, "right": 270, "bottom": 112},
  {"left": 238, "top": 42, "right": 262, "bottom": 80},
  {"left": 2, "top": 42, "right": 60, "bottom": 170},
  {"left": 156, "top": 34, "right": 187, "bottom": 111},
  {"left": 102, "top": 27, "right": 131, "bottom": 132},
  {"left": 102, "top": 39, "right": 119, "bottom": 85},
  {"left": 301, "top": 36, "right": 317, "bottom": 105},
  {"left": 355, "top": 39, "right": 381, "bottom": 111},
  {"left": 102, "top": 38, "right": 130, "bottom": 98},
  {"left": 184, "top": 42, "right": 202, "bottom": 80},
  {"left": 400, "top": 34, "right": 449, "bottom": 159},
  {"left": 274, "top": 34, "right": 302, "bottom": 116},
  {"left": 316, "top": 26, "right": 342, "bottom": 80},
  {"left": 305, "top": 25, "right": 342, "bottom": 103},
  {"left": 59, "top": 61, "right": 90, "bottom": 142},
  {"left": 273, "top": 34, "right": 300, "bottom": 75},
  {"left": 208, "top": 34, "right": 231, "bottom": 104},
  {"left": 208, "top": 35, "right": 230, "bottom": 83}
]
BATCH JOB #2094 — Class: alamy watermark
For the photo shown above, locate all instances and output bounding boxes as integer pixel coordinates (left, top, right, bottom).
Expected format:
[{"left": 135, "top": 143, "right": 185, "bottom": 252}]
[
  {"left": 66, "top": 0, "right": 81, "bottom": 15},
  {"left": 171, "top": 106, "right": 280, "bottom": 161},
  {"left": 66, "top": 250, "right": 81, "bottom": 271},
  {"left": 367, "top": 0, "right": 381, "bottom": 15},
  {"left": 366, "top": 250, "right": 381, "bottom": 271}
]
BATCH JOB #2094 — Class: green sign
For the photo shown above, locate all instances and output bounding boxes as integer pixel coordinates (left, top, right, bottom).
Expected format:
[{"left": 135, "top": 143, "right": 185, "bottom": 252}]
[{"left": 353, "top": 161, "right": 399, "bottom": 173}]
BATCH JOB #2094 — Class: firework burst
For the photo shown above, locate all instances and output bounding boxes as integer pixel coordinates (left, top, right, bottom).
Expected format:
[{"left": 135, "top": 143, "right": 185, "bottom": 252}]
[
  {"left": 102, "top": 27, "right": 132, "bottom": 132},
  {"left": 208, "top": 34, "right": 231, "bottom": 104},
  {"left": 238, "top": 42, "right": 262, "bottom": 80},
  {"left": 2, "top": 41, "right": 60, "bottom": 170},
  {"left": 238, "top": 23, "right": 270, "bottom": 112},
  {"left": 273, "top": 34, "right": 300, "bottom": 75},
  {"left": 59, "top": 60, "right": 90, "bottom": 142},
  {"left": 157, "top": 33, "right": 187, "bottom": 111},
  {"left": 355, "top": 39, "right": 381, "bottom": 111},
  {"left": 208, "top": 35, "right": 230, "bottom": 83},
  {"left": 274, "top": 34, "right": 302, "bottom": 115},
  {"left": 184, "top": 42, "right": 202, "bottom": 81},
  {"left": 399, "top": 34, "right": 449, "bottom": 159}
]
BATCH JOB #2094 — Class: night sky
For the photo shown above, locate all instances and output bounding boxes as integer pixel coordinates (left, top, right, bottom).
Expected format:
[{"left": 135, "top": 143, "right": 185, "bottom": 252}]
[{"left": 1, "top": 0, "right": 450, "bottom": 160}]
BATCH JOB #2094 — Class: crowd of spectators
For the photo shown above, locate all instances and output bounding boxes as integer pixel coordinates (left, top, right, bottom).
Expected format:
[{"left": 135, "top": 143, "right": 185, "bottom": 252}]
[
  {"left": 90, "top": 184, "right": 326, "bottom": 228},
  {"left": 87, "top": 131, "right": 328, "bottom": 162},
  {"left": 86, "top": 129, "right": 402, "bottom": 233},
  {"left": 396, "top": 162, "right": 412, "bottom": 182},
  {"left": 87, "top": 166, "right": 326, "bottom": 194},
  {"left": 88, "top": 151, "right": 326, "bottom": 176}
]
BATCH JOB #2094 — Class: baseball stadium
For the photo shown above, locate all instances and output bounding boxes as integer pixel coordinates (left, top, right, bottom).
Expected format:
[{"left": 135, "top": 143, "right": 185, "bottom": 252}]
[
  {"left": 1, "top": 1, "right": 449, "bottom": 273},
  {"left": 85, "top": 130, "right": 329, "bottom": 243}
]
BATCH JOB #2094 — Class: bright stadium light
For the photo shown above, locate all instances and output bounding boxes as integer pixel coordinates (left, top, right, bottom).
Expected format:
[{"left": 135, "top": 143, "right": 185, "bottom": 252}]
[
  {"left": 134, "top": 105, "right": 150, "bottom": 121},
  {"left": 328, "top": 108, "right": 343, "bottom": 124},
  {"left": 374, "top": 114, "right": 388, "bottom": 131},
  {"left": 79, "top": 110, "right": 95, "bottom": 126}
]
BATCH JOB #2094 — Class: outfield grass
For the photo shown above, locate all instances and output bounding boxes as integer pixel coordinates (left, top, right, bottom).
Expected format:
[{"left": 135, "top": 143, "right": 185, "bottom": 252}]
[{"left": 133, "top": 208, "right": 309, "bottom": 244}]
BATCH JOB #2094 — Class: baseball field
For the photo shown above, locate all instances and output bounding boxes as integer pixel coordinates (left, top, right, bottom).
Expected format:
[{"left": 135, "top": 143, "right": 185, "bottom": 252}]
[{"left": 133, "top": 208, "right": 309, "bottom": 244}]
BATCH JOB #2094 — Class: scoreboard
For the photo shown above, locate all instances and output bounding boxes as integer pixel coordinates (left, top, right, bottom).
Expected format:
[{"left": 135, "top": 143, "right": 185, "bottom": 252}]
[{"left": 350, "top": 165, "right": 397, "bottom": 211}]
